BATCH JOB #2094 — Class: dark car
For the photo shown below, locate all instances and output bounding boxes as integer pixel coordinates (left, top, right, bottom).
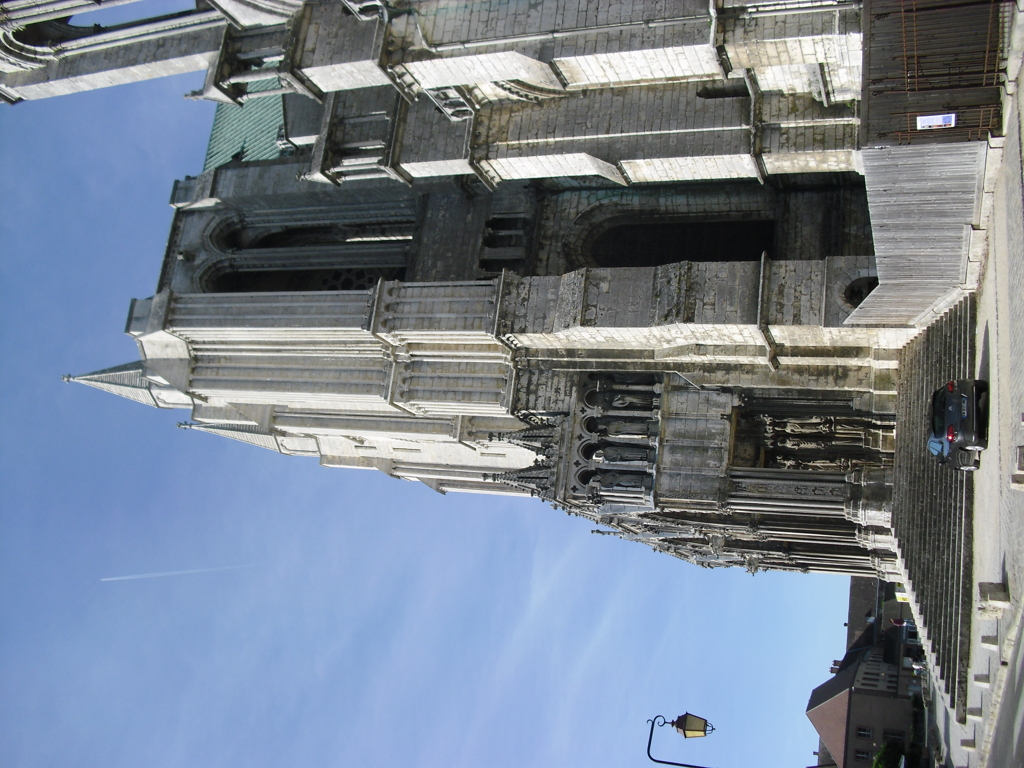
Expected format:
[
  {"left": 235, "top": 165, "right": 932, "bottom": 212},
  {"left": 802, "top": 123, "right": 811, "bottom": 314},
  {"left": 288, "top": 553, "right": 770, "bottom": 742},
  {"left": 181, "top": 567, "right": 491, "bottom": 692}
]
[{"left": 927, "top": 380, "right": 988, "bottom": 471}]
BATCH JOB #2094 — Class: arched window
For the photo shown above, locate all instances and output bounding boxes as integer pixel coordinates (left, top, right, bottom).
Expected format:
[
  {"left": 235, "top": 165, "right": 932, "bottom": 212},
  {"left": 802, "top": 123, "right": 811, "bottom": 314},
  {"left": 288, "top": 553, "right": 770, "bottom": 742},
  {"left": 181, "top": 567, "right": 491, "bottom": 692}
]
[
  {"left": 844, "top": 275, "right": 879, "bottom": 308},
  {"left": 589, "top": 218, "right": 775, "bottom": 268},
  {"left": 216, "top": 222, "right": 416, "bottom": 252},
  {"left": 197, "top": 217, "right": 414, "bottom": 293},
  {"left": 209, "top": 266, "right": 405, "bottom": 293},
  {"left": 244, "top": 226, "right": 354, "bottom": 249}
]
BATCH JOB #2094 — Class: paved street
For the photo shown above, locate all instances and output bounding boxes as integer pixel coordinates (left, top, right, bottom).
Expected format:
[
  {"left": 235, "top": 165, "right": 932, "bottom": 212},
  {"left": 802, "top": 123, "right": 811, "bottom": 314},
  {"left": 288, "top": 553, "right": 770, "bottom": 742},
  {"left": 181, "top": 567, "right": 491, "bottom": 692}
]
[
  {"left": 972, "top": 51, "right": 1024, "bottom": 768},
  {"left": 887, "top": 23, "right": 1024, "bottom": 766}
]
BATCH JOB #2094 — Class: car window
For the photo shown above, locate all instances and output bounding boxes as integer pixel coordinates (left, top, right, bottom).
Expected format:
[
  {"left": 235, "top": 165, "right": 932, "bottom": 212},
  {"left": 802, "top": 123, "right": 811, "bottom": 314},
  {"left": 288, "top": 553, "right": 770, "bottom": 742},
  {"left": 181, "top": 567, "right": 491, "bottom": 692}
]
[{"left": 931, "top": 390, "right": 945, "bottom": 435}]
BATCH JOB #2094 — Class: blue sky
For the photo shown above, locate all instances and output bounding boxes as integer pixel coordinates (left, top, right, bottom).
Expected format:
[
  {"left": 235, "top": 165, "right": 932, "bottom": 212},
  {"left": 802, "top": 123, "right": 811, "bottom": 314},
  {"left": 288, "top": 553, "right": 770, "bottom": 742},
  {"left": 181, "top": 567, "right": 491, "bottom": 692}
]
[{"left": 0, "top": 36, "right": 849, "bottom": 768}]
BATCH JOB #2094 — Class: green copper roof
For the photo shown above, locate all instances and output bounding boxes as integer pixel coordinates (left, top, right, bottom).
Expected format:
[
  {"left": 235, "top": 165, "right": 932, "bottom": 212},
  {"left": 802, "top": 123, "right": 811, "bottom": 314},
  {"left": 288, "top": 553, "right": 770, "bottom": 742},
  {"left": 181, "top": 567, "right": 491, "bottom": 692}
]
[{"left": 203, "top": 77, "right": 285, "bottom": 171}]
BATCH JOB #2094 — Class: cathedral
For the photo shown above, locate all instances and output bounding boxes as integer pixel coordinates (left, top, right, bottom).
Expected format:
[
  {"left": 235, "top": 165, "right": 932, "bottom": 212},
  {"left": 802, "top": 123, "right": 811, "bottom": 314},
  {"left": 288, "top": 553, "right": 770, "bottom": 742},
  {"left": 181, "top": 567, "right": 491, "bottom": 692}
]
[{"left": 6, "top": 0, "right": 996, "bottom": 579}]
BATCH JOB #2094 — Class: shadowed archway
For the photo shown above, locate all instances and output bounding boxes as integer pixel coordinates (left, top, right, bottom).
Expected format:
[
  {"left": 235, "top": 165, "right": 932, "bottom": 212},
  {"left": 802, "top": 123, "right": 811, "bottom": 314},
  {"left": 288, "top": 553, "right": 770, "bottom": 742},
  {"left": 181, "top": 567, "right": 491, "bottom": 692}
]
[{"left": 589, "top": 218, "right": 775, "bottom": 268}]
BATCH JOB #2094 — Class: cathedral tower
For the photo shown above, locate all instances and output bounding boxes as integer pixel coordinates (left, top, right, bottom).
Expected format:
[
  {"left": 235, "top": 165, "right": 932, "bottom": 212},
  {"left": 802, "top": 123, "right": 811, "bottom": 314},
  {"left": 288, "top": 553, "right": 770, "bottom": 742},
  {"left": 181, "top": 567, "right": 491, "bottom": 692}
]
[{"left": 26, "top": 0, "right": 940, "bottom": 578}]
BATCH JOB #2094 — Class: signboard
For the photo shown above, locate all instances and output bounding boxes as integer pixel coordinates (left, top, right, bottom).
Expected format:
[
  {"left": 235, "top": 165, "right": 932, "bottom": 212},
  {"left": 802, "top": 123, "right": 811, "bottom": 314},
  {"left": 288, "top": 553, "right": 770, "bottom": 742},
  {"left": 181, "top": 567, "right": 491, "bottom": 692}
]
[{"left": 916, "top": 113, "right": 957, "bottom": 130}]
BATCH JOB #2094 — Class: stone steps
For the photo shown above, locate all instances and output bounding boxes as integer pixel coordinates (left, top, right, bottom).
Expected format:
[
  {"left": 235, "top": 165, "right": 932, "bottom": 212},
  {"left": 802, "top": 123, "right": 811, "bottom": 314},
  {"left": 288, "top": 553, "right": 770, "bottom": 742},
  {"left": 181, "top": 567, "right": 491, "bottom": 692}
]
[{"left": 893, "top": 295, "right": 976, "bottom": 721}]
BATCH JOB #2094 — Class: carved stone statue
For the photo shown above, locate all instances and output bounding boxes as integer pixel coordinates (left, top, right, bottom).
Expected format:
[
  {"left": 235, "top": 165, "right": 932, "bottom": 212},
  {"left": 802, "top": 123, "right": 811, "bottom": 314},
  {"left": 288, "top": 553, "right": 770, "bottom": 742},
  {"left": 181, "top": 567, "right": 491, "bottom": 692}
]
[
  {"left": 768, "top": 436, "right": 831, "bottom": 451},
  {"left": 611, "top": 392, "right": 658, "bottom": 409},
  {"left": 774, "top": 456, "right": 852, "bottom": 471},
  {"left": 773, "top": 456, "right": 885, "bottom": 471},
  {"left": 762, "top": 415, "right": 832, "bottom": 435},
  {"left": 598, "top": 471, "right": 649, "bottom": 490},
  {"left": 769, "top": 434, "right": 862, "bottom": 450},
  {"left": 589, "top": 390, "right": 658, "bottom": 411},
  {"left": 597, "top": 419, "right": 657, "bottom": 437},
  {"left": 593, "top": 445, "right": 655, "bottom": 463},
  {"left": 834, "top": 415, "right": 878, "bottom": 430}
]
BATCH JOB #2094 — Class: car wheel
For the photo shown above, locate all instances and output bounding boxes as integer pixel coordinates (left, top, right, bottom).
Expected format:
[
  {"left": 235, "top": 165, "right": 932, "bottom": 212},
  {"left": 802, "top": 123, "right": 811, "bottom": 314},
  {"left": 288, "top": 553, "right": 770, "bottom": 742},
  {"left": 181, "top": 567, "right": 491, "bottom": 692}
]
[
  {"left": 966, "top": 445, "right": 984, "bottom": 452},
  {"left": 955, "top": 450, "right": 979, "bottom": 471}
]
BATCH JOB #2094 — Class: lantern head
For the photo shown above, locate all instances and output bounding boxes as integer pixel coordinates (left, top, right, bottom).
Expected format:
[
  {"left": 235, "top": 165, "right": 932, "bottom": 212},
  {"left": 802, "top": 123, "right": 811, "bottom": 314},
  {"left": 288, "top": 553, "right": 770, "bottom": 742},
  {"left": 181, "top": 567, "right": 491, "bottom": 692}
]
[{"left": 670, "top": 713, "right": 714, "bottom": 738}]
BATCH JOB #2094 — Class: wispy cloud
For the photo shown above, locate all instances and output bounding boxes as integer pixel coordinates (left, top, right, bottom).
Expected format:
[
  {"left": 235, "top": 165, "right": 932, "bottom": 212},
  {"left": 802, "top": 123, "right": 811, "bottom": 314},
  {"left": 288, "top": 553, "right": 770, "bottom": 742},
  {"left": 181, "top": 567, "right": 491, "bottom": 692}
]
[{"left": 100, "top": 564, "right": 254, "bottom": 582}]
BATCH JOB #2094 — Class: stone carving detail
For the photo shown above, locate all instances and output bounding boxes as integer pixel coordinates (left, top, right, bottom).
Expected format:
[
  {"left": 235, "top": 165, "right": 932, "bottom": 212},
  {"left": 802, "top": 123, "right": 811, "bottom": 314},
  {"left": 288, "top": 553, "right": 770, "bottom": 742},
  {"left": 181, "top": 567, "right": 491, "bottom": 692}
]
[
  {"left": 584, "top": 388, "right": 660, "bottom": 411},
  {"left": 490, "top": 458, "right": 557, "bottom": 500},
  {"left": 732, "top": 408, "right": 895, "bottom": 472},
  {"left": 586, "top": 417, "right": 659, "bottom": 437},
  {"left": 772, "top": 456, "right": 880, "bottom": 472},
  {"left": 592, "top": 445, "right": 655, "bottom": 463},
  {"left": 489, "top": 422, "right": 560, "bottom": 456},
  {"left": 598, "top": 471, "right": 652, "bottom": 490},
  {"left": 729, "top": 477, "right": 847, "bottom": 501},
  {"left": 566, "top": 373, "right": 662, "bottom": 507}
]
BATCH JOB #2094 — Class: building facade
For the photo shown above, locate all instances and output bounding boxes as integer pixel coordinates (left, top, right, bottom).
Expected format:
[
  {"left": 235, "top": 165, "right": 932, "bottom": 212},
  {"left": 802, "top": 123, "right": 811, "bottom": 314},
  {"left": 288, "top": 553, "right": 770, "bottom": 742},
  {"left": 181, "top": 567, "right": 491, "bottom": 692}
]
[
  {"left": 806, "top": 579, "right": 927, "bottom": 767},
  {"left": 6, "top": 0, "right": 948, "bottom": 579}
]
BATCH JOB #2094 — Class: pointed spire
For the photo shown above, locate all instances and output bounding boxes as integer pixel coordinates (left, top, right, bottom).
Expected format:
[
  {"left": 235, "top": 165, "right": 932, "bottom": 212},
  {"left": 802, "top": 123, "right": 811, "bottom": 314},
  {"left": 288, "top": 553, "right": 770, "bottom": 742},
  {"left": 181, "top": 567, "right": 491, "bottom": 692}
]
[
  {"left": 488, "top": 419, "right": 561, "bottom": 456},
  {"left": 64, "top": 361, "right": 159, "bottom": 407},
  {"left": 489, "top": 458, "right": 557, "bottom": 500},
  {"left": 181, "top": 422, "right": 282, "bottom": 453}
]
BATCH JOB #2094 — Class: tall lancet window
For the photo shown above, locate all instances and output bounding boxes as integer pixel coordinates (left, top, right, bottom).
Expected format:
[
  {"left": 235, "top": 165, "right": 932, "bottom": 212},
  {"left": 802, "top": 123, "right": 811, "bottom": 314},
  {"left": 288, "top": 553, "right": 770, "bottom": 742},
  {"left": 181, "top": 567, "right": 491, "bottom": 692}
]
[
  {"left": 198, "top": 218, "right": 414, "bottom": 293},
  {"left": 209, "top": 266, "right": 405, "bottom": 293}
]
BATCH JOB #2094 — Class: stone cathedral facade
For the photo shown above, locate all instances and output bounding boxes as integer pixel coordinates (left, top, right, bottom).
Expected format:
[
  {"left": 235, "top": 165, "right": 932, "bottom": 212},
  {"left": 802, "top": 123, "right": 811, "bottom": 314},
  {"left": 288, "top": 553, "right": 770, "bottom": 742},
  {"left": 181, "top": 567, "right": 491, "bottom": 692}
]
[{"left": 5, "top": 0, "right": 917, "bottom": 579}]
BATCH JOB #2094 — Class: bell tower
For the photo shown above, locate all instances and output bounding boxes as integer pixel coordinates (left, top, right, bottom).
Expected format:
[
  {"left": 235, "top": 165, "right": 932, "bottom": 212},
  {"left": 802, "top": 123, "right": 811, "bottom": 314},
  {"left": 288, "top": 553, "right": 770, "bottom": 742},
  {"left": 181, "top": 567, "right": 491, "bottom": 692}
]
[{"left": 38, "top": 0, "right": 930, "bottom": 580}]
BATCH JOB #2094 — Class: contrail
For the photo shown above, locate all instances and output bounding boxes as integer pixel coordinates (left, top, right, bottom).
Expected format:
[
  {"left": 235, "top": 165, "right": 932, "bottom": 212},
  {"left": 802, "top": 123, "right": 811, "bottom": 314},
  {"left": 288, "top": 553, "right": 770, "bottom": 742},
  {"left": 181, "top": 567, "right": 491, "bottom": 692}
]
[{"left": 100, "top": 564, "right": 254, "bottom": 582}]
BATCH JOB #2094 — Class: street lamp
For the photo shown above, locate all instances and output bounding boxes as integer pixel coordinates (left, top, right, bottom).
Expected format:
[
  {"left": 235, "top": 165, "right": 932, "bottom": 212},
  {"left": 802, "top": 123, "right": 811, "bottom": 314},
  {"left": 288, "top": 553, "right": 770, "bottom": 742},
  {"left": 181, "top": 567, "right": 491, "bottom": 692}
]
[{"left": 647, "top": 713, "right": 716, "bottom": 768}]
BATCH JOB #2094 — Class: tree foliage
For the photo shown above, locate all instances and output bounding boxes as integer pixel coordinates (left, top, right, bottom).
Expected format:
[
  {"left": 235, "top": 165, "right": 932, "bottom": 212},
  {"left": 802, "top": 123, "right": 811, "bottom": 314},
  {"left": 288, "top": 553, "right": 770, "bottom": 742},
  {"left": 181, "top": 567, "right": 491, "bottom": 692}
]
[{"left": 872, "top": 741, "right": 904, "bottom": 768}]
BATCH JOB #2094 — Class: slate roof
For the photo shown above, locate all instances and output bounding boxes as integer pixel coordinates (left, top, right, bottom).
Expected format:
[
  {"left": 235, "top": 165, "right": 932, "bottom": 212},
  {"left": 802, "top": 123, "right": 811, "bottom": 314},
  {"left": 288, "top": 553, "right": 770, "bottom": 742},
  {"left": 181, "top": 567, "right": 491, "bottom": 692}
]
[
  {"left": 203, "top": 77, "right": 285, "bottom": 171},
  {"left": 805, "top": 645, "right": 872, "bottom": 768},
  {"left": 66, "top": 361, "right": 158, "bottom": 407}
]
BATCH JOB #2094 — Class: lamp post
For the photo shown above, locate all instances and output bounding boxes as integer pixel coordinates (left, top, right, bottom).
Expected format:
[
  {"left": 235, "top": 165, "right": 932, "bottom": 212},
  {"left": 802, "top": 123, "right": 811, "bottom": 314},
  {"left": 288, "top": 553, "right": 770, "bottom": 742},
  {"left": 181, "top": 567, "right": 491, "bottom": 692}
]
[{"left": 646, "top": 713, "right": 716, "bottom": 768}]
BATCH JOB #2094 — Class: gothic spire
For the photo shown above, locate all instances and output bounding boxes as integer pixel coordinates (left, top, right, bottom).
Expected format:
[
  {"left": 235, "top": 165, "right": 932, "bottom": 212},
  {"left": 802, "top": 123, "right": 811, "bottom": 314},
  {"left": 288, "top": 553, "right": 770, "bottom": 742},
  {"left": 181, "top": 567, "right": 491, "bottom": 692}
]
[
  {"left": 63, "top": 361, "right": 159, "bottom": 407},
  {"left": 489, "top": 458, "right": 558, "bottom": 501},
  {"left": 179, "top": 422, "right": 282, "bottom": 453}
]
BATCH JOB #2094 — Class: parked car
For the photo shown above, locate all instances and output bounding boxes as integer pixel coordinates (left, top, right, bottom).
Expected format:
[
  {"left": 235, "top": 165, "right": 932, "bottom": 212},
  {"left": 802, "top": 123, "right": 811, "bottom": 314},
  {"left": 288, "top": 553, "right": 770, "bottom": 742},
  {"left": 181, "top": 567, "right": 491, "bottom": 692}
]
[{"left": 927, "top": 380, "right": 988, "bottom": 471}]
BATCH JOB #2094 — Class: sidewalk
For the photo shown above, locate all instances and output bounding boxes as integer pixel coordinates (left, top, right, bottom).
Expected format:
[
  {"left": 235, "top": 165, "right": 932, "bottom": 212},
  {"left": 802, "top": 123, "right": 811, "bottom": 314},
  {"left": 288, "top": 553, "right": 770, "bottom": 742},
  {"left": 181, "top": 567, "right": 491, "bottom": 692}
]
[{"left": 937, "top": 28, "right": 1024, "bottom": 768}]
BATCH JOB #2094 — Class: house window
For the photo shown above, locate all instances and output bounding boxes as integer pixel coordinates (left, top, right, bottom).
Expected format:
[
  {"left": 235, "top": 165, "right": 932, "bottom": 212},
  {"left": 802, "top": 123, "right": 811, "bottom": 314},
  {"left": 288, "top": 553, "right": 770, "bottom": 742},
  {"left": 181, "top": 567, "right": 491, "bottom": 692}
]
[
  {"left": 883, "top": 729, "right": 905, "bottom": 742},
  {"left": 856, "top": 727, "right": 873, "bottom": 739},
  {"left": 855, "top": 749, "right": 871, "bottom": 762}
]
